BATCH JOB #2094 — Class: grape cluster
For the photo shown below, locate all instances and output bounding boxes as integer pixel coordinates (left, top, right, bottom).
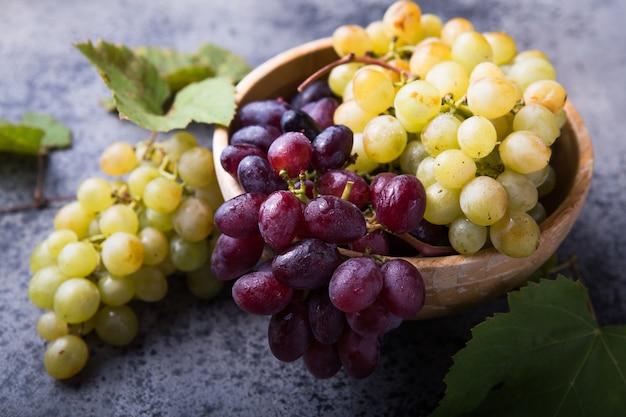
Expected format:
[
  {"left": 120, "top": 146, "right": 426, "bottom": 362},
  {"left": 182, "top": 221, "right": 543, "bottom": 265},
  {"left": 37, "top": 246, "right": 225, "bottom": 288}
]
[
  {"left": 28, "top": 132, "right": 224, "bottom": 379},
  {"left": 328, "top": 0, "right": 566, "bottom": 257}
]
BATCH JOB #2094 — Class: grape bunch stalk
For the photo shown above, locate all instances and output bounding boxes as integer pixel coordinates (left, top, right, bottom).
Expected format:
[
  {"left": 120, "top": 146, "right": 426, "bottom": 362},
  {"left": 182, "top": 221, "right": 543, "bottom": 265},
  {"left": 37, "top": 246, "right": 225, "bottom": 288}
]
[
  {"left": 214, "top": 0, "right": 569, "bottom": 378},
  {"left": 28, "top": 132, "right": 225, "bottom": 379}
]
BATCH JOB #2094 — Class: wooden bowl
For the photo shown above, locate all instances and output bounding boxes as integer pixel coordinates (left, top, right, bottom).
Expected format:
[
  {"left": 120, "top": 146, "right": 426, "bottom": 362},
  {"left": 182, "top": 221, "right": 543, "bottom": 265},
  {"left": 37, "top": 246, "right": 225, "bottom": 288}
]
[{"left": 212, "top": 38, "right": 594, "bottom": 319}]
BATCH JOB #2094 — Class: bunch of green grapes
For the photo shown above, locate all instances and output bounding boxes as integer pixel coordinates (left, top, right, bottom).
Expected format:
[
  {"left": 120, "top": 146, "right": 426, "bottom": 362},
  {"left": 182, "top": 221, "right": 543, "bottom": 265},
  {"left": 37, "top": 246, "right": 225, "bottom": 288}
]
[
  {"left": 328, "top": 0, "right": 567, "bottom": 258},
  {"left": 28, "top": 132, "right": 225, "bottom": 379}
]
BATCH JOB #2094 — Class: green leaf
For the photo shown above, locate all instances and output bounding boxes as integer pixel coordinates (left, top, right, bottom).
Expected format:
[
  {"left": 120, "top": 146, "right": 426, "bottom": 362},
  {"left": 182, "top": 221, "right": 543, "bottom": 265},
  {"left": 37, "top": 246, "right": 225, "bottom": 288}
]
[
  {"left": 0, "top": 124, "right": 44, "bottom": 155},
  {"left": 430, "top": 276, "right": 626, "bottom": 417},
  {"left": 76, "top": 39, "right": 240, "bottom": 131},
  {"left": 194, "top": 43, "right": 251, "bottom": 83},
  {"left": 20, "top": 112, "right": 72, "bottom": 150}
]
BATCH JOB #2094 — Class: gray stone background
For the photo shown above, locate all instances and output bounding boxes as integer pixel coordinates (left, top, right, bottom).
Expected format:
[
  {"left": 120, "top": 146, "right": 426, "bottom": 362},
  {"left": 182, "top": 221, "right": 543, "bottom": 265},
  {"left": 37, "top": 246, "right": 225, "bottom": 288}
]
[{"left": 0, "top": 0, "right": 624, "bottom": 416}]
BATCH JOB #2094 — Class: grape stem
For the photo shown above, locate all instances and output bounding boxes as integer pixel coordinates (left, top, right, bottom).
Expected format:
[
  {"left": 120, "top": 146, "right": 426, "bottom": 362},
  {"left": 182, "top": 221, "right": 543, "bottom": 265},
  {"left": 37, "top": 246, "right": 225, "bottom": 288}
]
[
  {"left": 394, "top": 233, "right": 458, "bottom": 257},
  {"left": 297, "top": 53, "right": 414, "bottom": 92}
]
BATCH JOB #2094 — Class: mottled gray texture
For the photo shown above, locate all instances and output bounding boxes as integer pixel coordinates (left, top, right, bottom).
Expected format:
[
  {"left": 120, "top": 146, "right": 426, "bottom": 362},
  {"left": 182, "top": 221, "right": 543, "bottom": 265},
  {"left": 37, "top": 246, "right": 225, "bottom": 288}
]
[{"left": 0, "top": 0, "right": 624, "bottom": 416}]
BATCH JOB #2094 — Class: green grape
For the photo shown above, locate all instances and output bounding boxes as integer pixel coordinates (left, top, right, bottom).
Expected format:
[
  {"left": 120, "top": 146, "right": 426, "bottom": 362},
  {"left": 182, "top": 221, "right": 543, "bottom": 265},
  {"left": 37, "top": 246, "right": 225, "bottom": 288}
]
[
  {"left": 513, "top": 103, "right": 560, "bottom": 146},
  {"left": 98, "top": 273, "right": 135, "bottom": 306},
  {"left": 44, "top": 229, "right": 78, "bottom": 259},
  {"left": 142, "top": 176, "right": 183, "bottom": 214},
  {"left": 527, "top": 202, "right": 547, "bottom": 224},
  {"left": 332, "top": 24, "right": 373, "bottom": 57},
  {"left": 127, "top": 165, "right": 160, "bottom": 198},
  {"left": 483, "top": 31, "right": 517, "bottom": 65},
  {"left": 409, "top": 39, "right": 452, "bottom": 78},
  {"left": 44, "top": 335, "right": 89, "bottom": 379},
  {"left": 178, "top": 146, "right": 215, "bottom": 188},
  {"left": 28, "top": 265, "right": 70, "bottom": 309},
  {"left": 459, "top": 176, "right": 508, "bottom": 226},
  {"left": 172, "top": 197, "right": 215, "bottom": 243},
  {"left": 496, "top": 169, "right": 538, "bottom": 212},
  {"left": 394, "top": 80, "right": 442, "bottom": 133},
  {"left": 469, "top": 61, "right": 505, "bottom": 84},
  {"left": 99, "top": 141, "right": 138, "bottom": 177},
  {"left": 68, "top": 315, "right": 96, "bottom": 336},
  {"left": 420, "top": 113, "right": 461, "bottom": 156},
  {"left": 508, "top": 56, "right": 556, "bottom": 92},
  {"left": 37, "top": 311, "right": 69, "bottom": 341},
  {"left": 345, "top": 133, "right": 380, "bottom": 174},
  {"left": 433, "top": 149, "right": 476, "bottom": 189},
  {"left": 157, "top": 257, "right": 177, "bottom": 277},
  {"left": 382, "top": 0, "right": 422, "bottom": 45},
  {"left": 76, "top": 177, "right": 114, "bottom": 213},
  {"left": 328, "top": 62, "right": 363, "bottom": 98},
  {"left": 29, "top": 240, "right": 57, "bottom": 274},
  {"left": 163, "top": 131, "right": 199, "bottom": 163},
  {"left": 423, "top": 182, "right": 462, "bottom": 225},
  {"left": 365, "top": 20, "right": 392, "bottom": 56},
  {"left": 362, "top": 115, "right": 408, "bottom": 163},
  {"left": 99, "top": 203, "right": 140, "bottom": 236},
  {"left": 499, "top": 130, "right": 551, "bottom": 174},
  {"left": 54, "top": 278, "right": 101, "bottom": 324},
  {"left": 57, "top": 241, "right": 99, "bottom": 278},
  {"left": 424, "top": 60, "right": 469, "bottom": 100},
  {"left": 194, "top": 178, "right": 226, "bottom": 213},
  {"left": 186, "top": 261, "right": 224, "bottom": 300},
  {"left": 352, "top": 65, "right": 396, "bottom": 115},
  {"left": 416, "top": 156, "right": 437, "bottom": 188},
  {"left": 128, "top": 265, "right": 168, "bottom": 302},
  {"left": 53, "top": 201, "right": 96, "bottom": 239},
  {"left": 169, "top": 235, "right": 210, "bottom": 272},
  {"left": 440, "top": 16, "right": 474, "bottom": 46},
  {"left": 101, "top": 232, "right": 144, "bottom": 276},
  {"left": 466, "top": 76, "right": 520, "bottom": 119},
  {"left": 489, "top": 113, "right": 514, "bottom": 141},
  {"left": 94, "top": 305, "right": 139, "bottom": 346},
  {"left": 523, "top": 79, "right": 567, "bottom": 115},
  {"left": 333, "top": 99, "right": 378, "bottom": 133},
  {"left": 143, "top": 208, "right": 174, "bottom": 232},
  {"left": 513, "top": 49, "right": 550, "bottom": 64},
  {"left": 536, "top": 165, "right": 557, "bottom": 197},
  {"left": 448, "top": 216, "right": 488, "bottom": 255},
  {"left": 489, "top": 211, "right": 540, "bottom": 258},
  {"left": 419, "top": 13, "right": 443, "bottom": 39},
  {"left": 457, "top": 115, "right": 497, "bottom": 158},
  {"left": 138, "top": 226, "right": 170, "bottom": 266},
  {"left": 450, "top": 31, "right": 493, "bottom": 73},
  {"left": 399, "top": 139, "right": 429, "bottom": 175},
  {"left": 526, "top": 164, "right": 550, "bottom": 187}
]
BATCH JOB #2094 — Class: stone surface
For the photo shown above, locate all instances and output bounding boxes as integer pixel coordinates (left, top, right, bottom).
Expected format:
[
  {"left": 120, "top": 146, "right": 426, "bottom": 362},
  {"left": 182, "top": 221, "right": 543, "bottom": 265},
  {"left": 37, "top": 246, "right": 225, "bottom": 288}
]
[{"left": 0, "top": 0, "right": 624, "bottom": 416}]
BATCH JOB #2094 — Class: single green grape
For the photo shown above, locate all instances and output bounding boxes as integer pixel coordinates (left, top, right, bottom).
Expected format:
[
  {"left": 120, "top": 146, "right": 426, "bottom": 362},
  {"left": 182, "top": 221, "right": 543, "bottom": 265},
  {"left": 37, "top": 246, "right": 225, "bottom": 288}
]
[{"left": 44, "top": 335, "right": 89, "bottom": 379}]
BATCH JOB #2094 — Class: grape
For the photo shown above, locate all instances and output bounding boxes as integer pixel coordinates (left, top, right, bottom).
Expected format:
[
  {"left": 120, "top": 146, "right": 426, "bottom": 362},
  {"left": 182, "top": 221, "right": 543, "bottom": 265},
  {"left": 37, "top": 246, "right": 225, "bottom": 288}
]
[
  {"left": 333, "top": 99, "right": 378, "bottom": 133},
  {"left": 99, "top": 203, "right": 140, "bottom": 236},
  {"left": 231, "top": 271, "right": 293, "bottom": 315},
  {"left": 303, "top": 340, "right": 342, "bottom": 379},
  {"left": 398, "top": 139, "right": 429, "bottom": 175},
  {"left": 466, "top": 76, "right": 520, "bottom": 119},
  {"left": 37, "top": 311, "right": 69, "bottom": 341},
  {"left": 53, "top": 201, "right": 96, "bottom": 239},
  {"left": 54, "top": 278, "right": 101, "bottom": 324},
  {"left": 424, "top": 60, "right": 469, "bottom": 101},
  {"left": 301, "top": 97, "right": 340, "bottom": 131},
  {"left": 328, "top": 62, "right": 363, "bottom": 98},
  {"left": 143, "top": 207, "right": 174, "bottom": 232},
  {"left": 128, "top": 266, "right": 168, "bottom": 302},
  {"left": 214, "top": 192, "right": 265, "bottom": 239},
  {"left": 469, "top": 61, "right": 506, "bottom": 84},
  {"left": 337, "top": 328, "right": 380, "bottom": 379},
  {"left": 362, "top": 115, "right": 408, "bottom": 163},
  {"left": 100, "top": 141, "right": 138, "bottom": 176},
  {"left": 168, "top": 235, "right": 210, "bottom": 272},
  {"left": 352, "top": 65, "right": 396, "bottom": 115},
  {"left": 349, "top": 230, "right": 391, "bottom": 255},
  {"left": 440, "top": 16, "right": 474, "bottom": 45},
  {"left": 127, "top": 165, "right": 160, "bottom": 198},
  {"left": 220, "top": 143, "right": 266, "bottom": 177},
  {"left": 101, "top": 231, "right": 144, "bottom": 276},
  {"left": 380, "top": 259, "right": 425, "bottom": 318},
  {"left": 316, "top": 169, "right": 371, "bottom": 209},
  {"left": 371, "top": 174, "right": 426, "bottom": 234},
  {"left": 258, "top": 190, "right": 304, "bottom": 249},
  {"left": 409, "top": 40, "right": 452, "bottom": 78},
  {"left": 210, "top": 233, "right": 265, "bottom": 281},
  {"left": 57, "top": 241, "right": 99, "bottom": 278},
  {"left": 382, "top": 0, "right": 422, "bottom": 45},
  {"left": 98, "top": 273, "right": 136, "bottom": 306},
  {"left": 171, "top": 197, "right": 214, "bottom": 242},
  {"left": 280, "top": 108, "right": 322, "bottom": 141},
  {"left": 162, "top": 131, "right": 198, "bottom": 162},
  {"left": 345, "top": 299, "right": 392, "bottom": 337},
  {"left": 499, "top": 130, "right": 551, "bottom": 174},
  {"left": 178, "top": 146, "right": 215, "bottom": 188},
  {"left": 94, "top": 305, "right": 139, "bottom": 346},
  {"left": 332, "top": 24, "right": 373, "bottom": 57},
  {"left": 447, "top": 216, "right": 487, "bottom": 255},
  {"left": 138, "top": 226, "right": 170, "bottom": 266},
  {"left": 28, "top": 266, "right": 70, "bottom": 310},
  {"left": 522, "top": 79, "right": 567, "bottom": 114},
  {"left": 328, "top": 257, "right": 383, "bottom": 313},
  {"left": 43, "top": 229, "right": 78, "bottom": 259},
  {"left": 507, "top": 57, "right": 556, "bottom": 92},
  {"left": 483, "top": 31, "right": 517, "bottom": 65},
  {"left": 268, "top": 299, "right": 313, "bottom": 362},
  {"left": 307, "top": 288, "right": 345, "bottom": 344},
  {"left": 513, "top": 103, "right": 560, "bottom": 146},
  {"left": 489, "top": 211, "right": 540, "bottom": 258},
  {"left": 433, "top": 149, "right": 477, "bottom": 189},
  {"left": 409, "top": 217, "right": 450, "bottom": 247},
  {"left": 369, "top": 172, "right": 397, "bottom": 203},
  {"left": 142, "top": 176, "right": 183, "bottom": 214},
  {"left": 237, "top": 154, "right": 288, "bottom": 195},
  {"left": 76, "top": 177, "right": 114, "bottom": 212},
  {"left": 230, "top": 124, "right": 281, "bottom": 153},
  {"left": 44, "top": 335, "right": 89, "bottom": 379},
  {"left": 310, "top": 124, "right": 354, "bottom": 171},
  {"left": 344, "top": 132, "right": 380, "bottom": 174},
  {"left": 457, "top": 115, "right": 497, "bottom": 158},
  {"left": 290, "top": 80, "right": 334, "bottom": 109},
  {"left": 459, "top": 176, "right": 508, "bottom": 226},
  {"left": 238, "top": 98, "right": 292, "bottom": 130},
  {"left": 267, "top": 131, "right": 313, "bottom": 178},
  {"left": 423, "top": 182, "right": 462, "bottom": 225},
  {"left": 496, "top": 169, "right": 538, "bottom": 212},
  {"left": 272, "top": 238, "right": 342, "bottom": 290},
  {"left": 394, "top": 80, "right": 442, "bottom": 133},
  {"left": 420, "top": 112, "right": 461, "bottom": 156},
  {"left": 450, "top": 31, "right": 493, "bottom": 73},
  {"left": 185, "top": 261, "right": 224, "bottom": 300},
  {"left": 303, "top": 195, "right": 367, "bottom": 244}
]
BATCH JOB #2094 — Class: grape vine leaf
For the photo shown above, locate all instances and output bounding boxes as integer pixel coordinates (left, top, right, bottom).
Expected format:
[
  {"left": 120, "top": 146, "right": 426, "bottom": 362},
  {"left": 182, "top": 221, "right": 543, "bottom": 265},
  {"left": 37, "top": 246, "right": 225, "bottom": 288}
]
[
  {"left": 430, "top": 275, "right": 626, "bottom": 417},
  {"left": 75, "top": 39, "right": 239, "bottom": 132},
  {"left": 20, "top": 112, "right": 72, "bottom": 151},
  {"left": 0, "top": 113, "right": 71, "bottom": 155}
]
